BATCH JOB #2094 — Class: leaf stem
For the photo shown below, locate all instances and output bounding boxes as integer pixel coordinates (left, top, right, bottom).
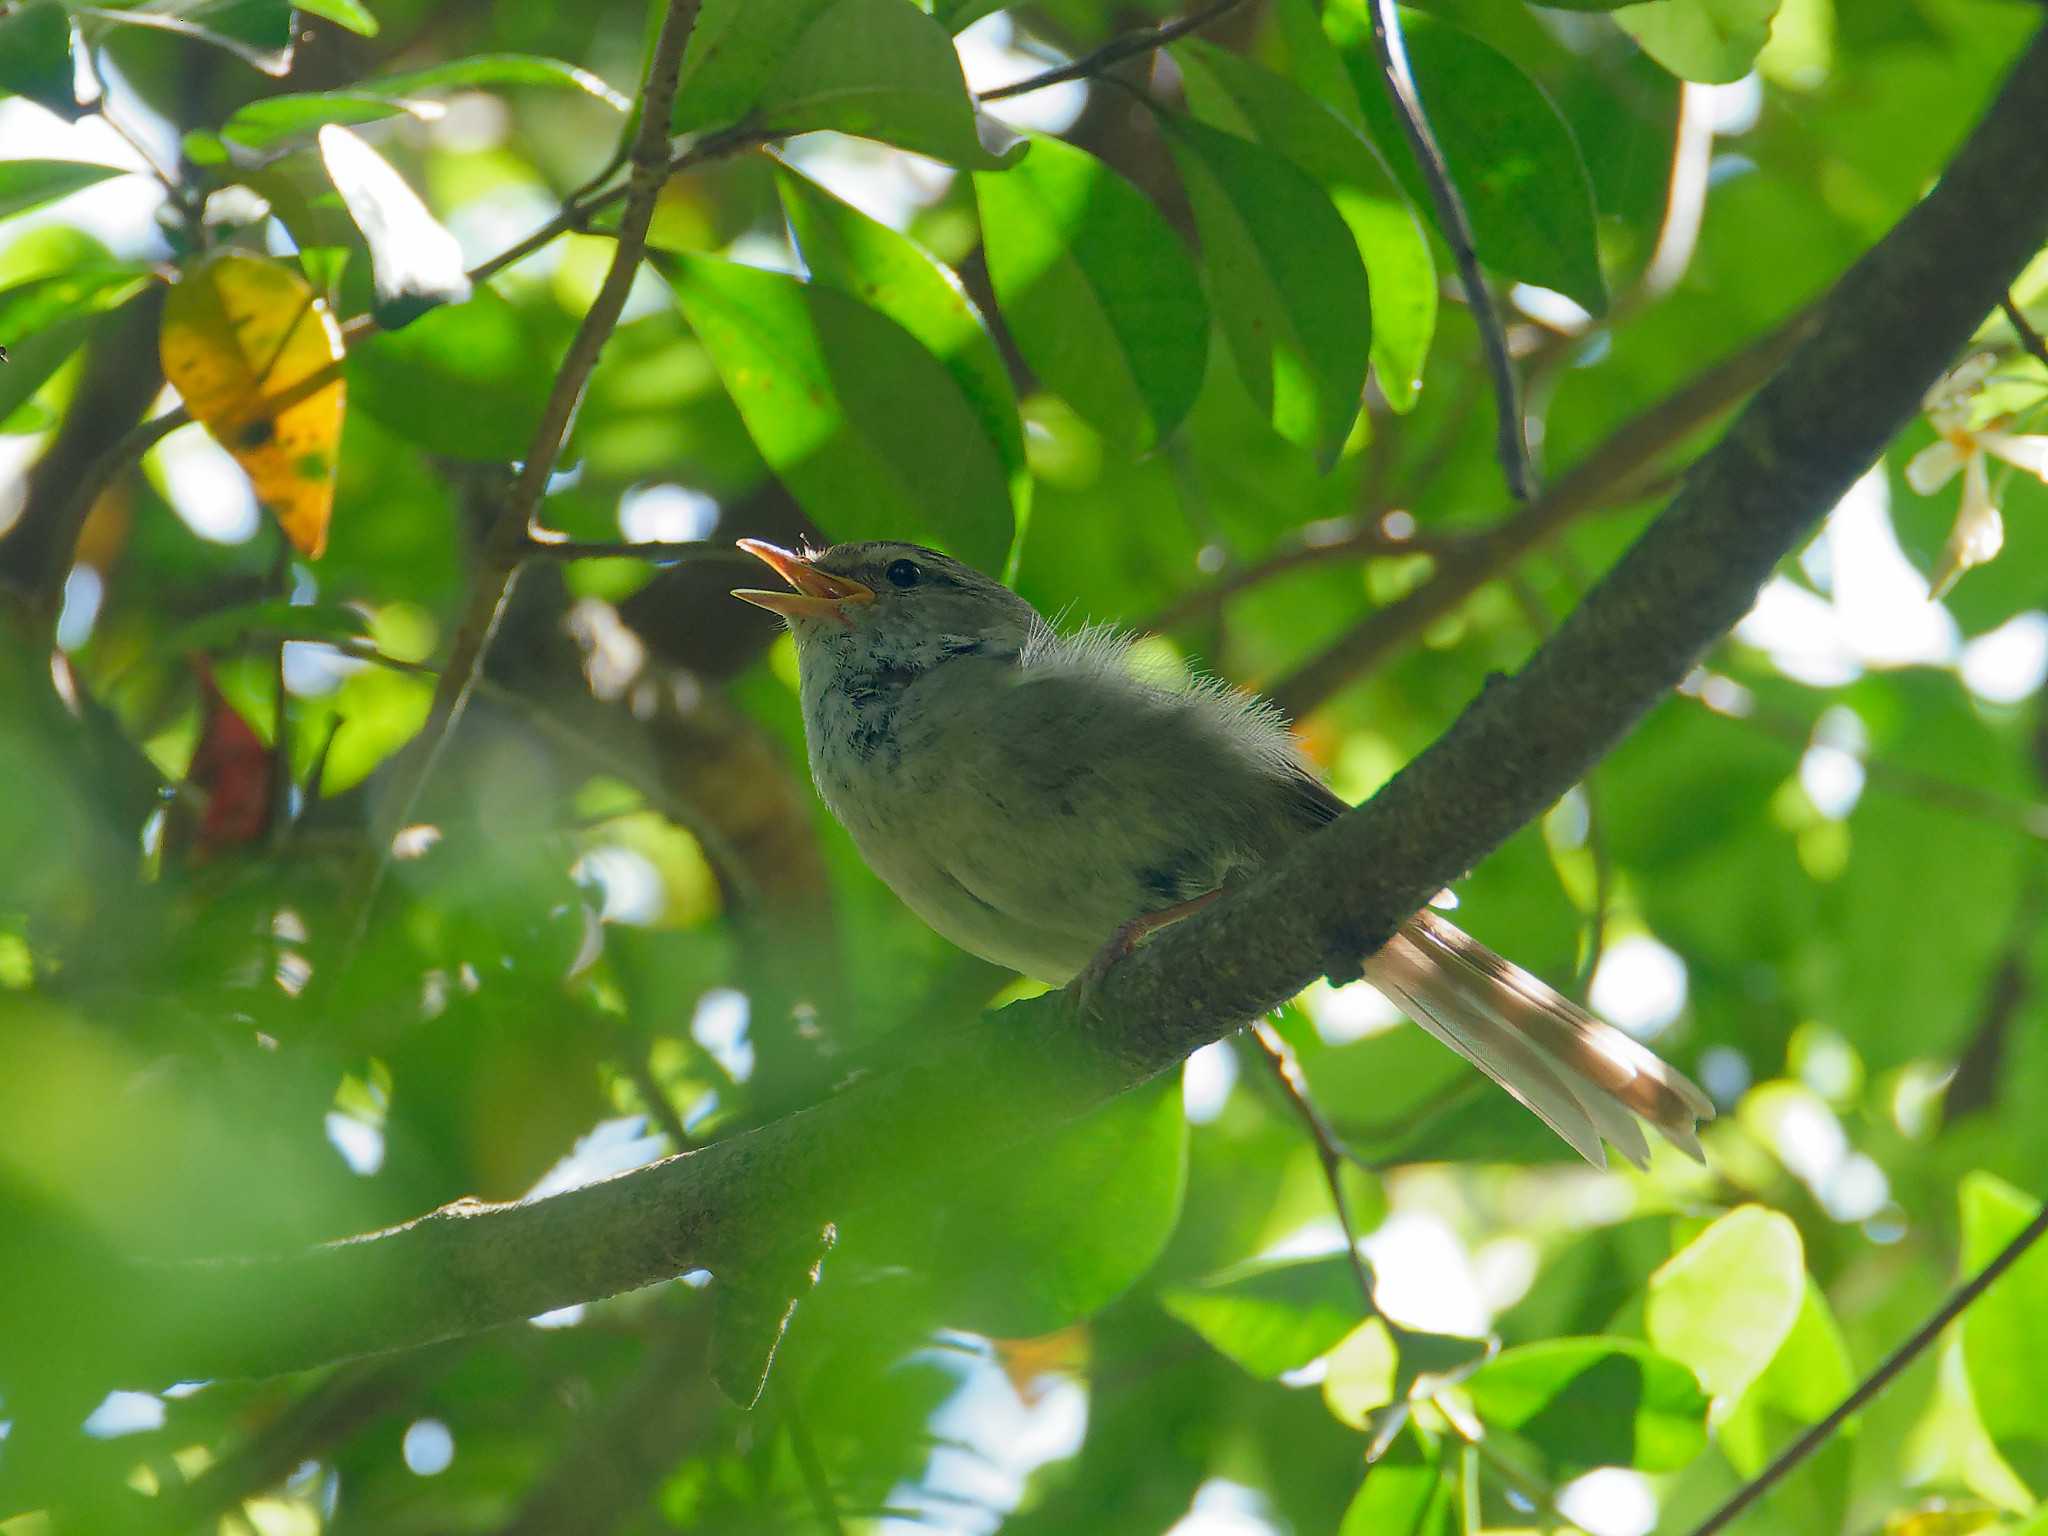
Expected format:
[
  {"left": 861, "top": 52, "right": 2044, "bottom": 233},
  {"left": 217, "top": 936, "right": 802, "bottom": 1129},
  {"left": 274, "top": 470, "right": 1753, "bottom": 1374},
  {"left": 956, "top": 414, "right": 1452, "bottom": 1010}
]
[{"left": 976, "top": 0, "right": 1249, "bottom": 102}]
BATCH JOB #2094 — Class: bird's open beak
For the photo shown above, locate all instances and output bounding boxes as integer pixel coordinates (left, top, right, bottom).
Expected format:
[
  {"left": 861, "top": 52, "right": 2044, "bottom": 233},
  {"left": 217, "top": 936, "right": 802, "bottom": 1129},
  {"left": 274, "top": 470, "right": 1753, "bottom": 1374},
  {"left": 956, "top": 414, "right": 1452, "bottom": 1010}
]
[{"left": 731, "top": 539, "right": 875, "bottom": 623}]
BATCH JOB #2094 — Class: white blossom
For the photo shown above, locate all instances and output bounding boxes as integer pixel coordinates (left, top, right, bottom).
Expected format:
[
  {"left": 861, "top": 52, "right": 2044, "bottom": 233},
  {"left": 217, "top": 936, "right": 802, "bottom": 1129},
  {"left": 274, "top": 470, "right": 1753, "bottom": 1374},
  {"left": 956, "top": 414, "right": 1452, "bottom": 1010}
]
[{"left": 1903, "top": 354, "right": 2048, "bottom": 597}]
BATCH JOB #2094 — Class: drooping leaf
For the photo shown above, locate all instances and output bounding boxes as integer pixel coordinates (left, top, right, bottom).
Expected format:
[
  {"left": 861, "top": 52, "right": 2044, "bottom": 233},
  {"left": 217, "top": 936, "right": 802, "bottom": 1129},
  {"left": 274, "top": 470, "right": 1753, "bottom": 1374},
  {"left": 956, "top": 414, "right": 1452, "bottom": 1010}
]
[
  {"left": 222, "top": 92, "right": 442, "bottom": 152},
  {"left": 1161, "top": 1253, "right": 1369, "bottom": 1378},
  {"left": 675, "top": 0, "right": 1016, "bottom": 168},
  {"left": 1344, "top": 10, "right": 1607, "bottom": 315},
  {"left": 0, "top": 161, "right": 131, "bottom": 222},
  {"left": 975, "top": 134, "right": 1209, "bottom": 453},
  {"left": 665, "top": 252, "right": 1014, "bottom": 573},
  {"left": 776, "top": 161, "right": 1030, "bottom": 575},
  {"left": 0, "top": 265, "right": 154, "bottom": 428},
  {"left": 364, "top": 52, "right": 628, "bottom": 109},
  {"left": 1176, "top": 40, "right": 1434, "bottom": 413},
  {"left": 296, "top": 0, "right": 378, "bottom": 35},
  {"left": 79, "top": 0, "right": 299, "bottom": 76},
  {"left": 348, "top": 287, "right": 552, "bottom": 460},
  {"left": 912, "top": 1075, "right": 1189, "bottom": 1337},
  {"left": 1960, "top": 1172, "right": 2048, "bottom": 1493},
  {"left": 1466, "top": 1337, "right": 1710, "bottom": 1472},
  {"left": 1614, "top": 0, "right": 1784, "bottom": 84},
  {"left": 1158, "top": 115, "right": 1370, "bottom": 468},
  {"left": 318, "top": 125, "right": 471, "bottom": 328},
  {"left": 159, "top": 252, "right": 346, "bottom": 558},
  {"left": 0, "top": 1, "right": 82, "bottom": 119},
  {"left": 1338, "top": 1422, "right": 1452, "bottom": 1536},
  {"left": 1645, "top": 1206, "right": 1805, "bottom": 1406}
]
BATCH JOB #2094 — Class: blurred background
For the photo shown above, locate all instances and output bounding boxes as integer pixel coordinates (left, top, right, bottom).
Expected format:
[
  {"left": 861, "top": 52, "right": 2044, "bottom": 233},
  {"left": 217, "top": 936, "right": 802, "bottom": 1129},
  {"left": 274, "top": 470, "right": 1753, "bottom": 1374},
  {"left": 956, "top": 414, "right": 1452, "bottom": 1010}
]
[{"left": 3, "top": 0, "right": 2048, "bottom": 1531}]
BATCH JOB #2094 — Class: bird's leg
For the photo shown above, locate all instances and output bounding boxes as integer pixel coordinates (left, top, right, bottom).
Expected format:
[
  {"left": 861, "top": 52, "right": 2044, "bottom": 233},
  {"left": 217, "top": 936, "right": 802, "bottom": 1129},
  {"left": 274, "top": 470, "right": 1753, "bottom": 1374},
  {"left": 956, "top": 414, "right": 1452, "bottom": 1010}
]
[{"left": 1072, "top": 889, "right": 1223, "bottom": 1008}]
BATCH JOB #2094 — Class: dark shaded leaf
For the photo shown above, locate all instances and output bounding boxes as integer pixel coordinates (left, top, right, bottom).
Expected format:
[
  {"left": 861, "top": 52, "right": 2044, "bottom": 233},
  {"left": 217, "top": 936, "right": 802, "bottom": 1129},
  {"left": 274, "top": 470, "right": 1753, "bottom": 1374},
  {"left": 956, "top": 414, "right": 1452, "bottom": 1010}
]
[
  {"left": 1346, "top": 11, "right": 1607, "bottom": 314},
  {"left": 1467, "top": 1337, "right": 1709, "bottom": 1472},
  {"left": 1176, "top": 40, "right": 1434, "bottom": 413},
  {"left": 0, "top": 2, "right": 83, "bottom": 120},
  {"left": 79, "top": 0, "right": 298, "bottom": 76}
]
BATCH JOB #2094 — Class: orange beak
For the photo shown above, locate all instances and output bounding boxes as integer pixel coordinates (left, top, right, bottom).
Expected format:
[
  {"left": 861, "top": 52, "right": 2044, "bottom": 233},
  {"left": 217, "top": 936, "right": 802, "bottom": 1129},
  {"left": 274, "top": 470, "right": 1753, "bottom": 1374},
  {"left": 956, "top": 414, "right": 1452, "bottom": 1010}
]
[{"left": 731, "top": 539, "right": 875, "bottom": 623}]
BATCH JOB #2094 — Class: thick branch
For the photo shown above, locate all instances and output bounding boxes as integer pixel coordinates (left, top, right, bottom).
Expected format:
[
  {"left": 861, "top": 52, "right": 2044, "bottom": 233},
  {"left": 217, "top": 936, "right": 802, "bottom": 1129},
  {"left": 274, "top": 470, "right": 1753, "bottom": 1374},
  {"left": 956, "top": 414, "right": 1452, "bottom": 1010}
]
[{"left": 98, "top": 26, "right": 2048, "bottom": 1388}]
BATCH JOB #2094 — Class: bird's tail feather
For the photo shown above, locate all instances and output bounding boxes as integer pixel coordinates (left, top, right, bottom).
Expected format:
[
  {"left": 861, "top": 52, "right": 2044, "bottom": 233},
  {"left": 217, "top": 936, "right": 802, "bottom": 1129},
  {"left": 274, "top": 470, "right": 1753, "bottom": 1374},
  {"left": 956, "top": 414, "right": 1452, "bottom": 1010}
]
[{"left": 1362, "top": 910, "right": 1715, "bottom": 1170}]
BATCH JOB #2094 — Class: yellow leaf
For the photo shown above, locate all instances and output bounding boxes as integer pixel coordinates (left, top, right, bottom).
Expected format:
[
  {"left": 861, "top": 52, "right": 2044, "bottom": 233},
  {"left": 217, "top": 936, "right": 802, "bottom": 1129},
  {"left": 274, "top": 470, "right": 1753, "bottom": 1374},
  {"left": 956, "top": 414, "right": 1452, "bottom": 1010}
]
[{"left": 159, "top": 252, "right": 345, "bottom": 558}]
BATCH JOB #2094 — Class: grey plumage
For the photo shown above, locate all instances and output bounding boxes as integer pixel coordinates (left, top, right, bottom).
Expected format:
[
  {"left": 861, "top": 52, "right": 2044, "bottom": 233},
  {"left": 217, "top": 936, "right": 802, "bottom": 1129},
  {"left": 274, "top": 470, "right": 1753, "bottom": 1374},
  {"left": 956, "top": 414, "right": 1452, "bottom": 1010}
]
[{"left": 735, "top": 539, "right": 1714, "bottom": 1170}]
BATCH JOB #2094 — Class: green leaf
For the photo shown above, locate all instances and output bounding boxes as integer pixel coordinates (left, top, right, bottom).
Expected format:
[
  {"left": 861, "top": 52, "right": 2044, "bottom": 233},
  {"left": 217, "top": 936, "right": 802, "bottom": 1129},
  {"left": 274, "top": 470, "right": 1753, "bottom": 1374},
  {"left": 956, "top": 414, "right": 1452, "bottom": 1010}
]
[
  {"left": 1157, "top": 115, "right": 1370, "bottom": 468},
  {"left": 158, "top": 599, "right": 374, "bottom": 658},
  {"left": 1162, "top": 1253, "right": 1369, "bottom": 1378},
  {"left": 975, "top": 135, "right": 1209, "bottom": 453},
  {"left": 1961, "top": 1172, "right": 2048, "bottom": 1493},
  {"left": 676, "top": 0, "right": 1016, "bottom": 168},
  {"left": 362, "top": 53, "right": 629, "bottom": 110},
  {"left": 1325, "top": 1319, "right": 1492, "bottom": 1426},
  {"left": 666, "top": 252, "right": 1014, "bottom": 573},
  {"left": 0, "top": 265, "right": 154, "bottom": 427},
  {"left": 776, "top": 162, "right": 1030, "bottom": 576},
  {"left": 1645, "top": 1206, "right": 1805, "bottom": 1405},
  {"left": 296, "top": 0, "right": 378, "bottom": 34},
  {"left": 0, "top": 162, "right": 130, "bottom": 222},
  {"left": 1716, "top": 1280, "right": 1857, "bottom": 1527},
  {"left": 931, "top": 0, "right": 1006, "bottom": 30},
  {"left": 917, "top": 1076, "right": 1189, "bottom": 1336},
  {"left": 79, "top": 0, "right": 298, "bottom": 76},
  {"left": 1345, "top": 11, "right": 1607, "bottom": 315},
  {"left": 0, "top": 2, "right": 82, "bottom": 120},
  {"left": 222, "top": 93, "right": 435, "bottom": 151},
  {"left": 1338, "top": 1422, "right": 1452, "bottom": 1536},
  {"left": 1176, "top": 40, "right": 1434, "bottom": 414},
  {"left": 348, "top": 288, "right": 553, "bottom": 460},
  {"left": 1466, "top": 1337, "right": 1709, "bottom": 1472},
  {"left": 318, "top": 125, "right": 471, "bottom": 328},
  {"left": 1614, "top": 0, "right": 1784, "bottom": 84}
]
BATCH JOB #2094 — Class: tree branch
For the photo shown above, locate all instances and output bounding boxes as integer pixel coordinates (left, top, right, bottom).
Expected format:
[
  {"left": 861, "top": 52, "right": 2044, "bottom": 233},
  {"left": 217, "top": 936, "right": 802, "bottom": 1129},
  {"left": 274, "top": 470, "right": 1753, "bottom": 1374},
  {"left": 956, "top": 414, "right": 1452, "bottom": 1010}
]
[
  {"left": 1268, "top": 306, "right": 1813, "bottom": 720},
  {"left": 81, "top": 26, "right": 2048, "bottom": 1389},
  {"left": 975, "top": 0, "right": 1249, "bottom": 103}
]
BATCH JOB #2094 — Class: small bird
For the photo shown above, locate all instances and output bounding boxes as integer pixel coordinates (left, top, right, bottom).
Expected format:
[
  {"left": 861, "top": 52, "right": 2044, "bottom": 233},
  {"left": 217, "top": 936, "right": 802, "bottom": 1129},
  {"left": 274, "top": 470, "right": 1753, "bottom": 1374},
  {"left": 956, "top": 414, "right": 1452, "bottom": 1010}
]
[{"left": 733, "top": 538, "right": 1712, "bottom": 1168}]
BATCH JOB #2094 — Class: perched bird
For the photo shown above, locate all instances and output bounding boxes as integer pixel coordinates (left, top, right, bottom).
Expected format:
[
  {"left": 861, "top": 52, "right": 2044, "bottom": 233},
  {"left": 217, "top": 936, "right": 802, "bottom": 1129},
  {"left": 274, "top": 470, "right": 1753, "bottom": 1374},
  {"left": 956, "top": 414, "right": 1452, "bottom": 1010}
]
[{"left": 733, "top": 538, "right": 1713, "bottom": 1169}]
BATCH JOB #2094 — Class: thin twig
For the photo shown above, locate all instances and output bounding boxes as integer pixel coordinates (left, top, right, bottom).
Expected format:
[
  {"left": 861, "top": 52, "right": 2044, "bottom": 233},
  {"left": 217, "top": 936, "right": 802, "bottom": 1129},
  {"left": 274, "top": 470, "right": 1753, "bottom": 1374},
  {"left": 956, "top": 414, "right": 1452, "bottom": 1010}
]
[
  {"left": 1690, "top": 1201, "right": 2048, "bottom": 1536},
  {"left": 523, "top": 536, "right": 757, "bottom": 564},
  {"left": 340, "top": 0, "right": 708, "bottom": 959},
  {"left": 2004, "top": 293, "right": 2048, "bottom": 371},
  {"left": 1269, "top": 307, "right": 1814, "bottom": 719},
  {"left": 1250, "top": 1020, "right": 1376, "bottom": 1309},
  {"left": 976, "top": 0, "right": 1248, "bottom": 102},
  {"left": 1143, "top": 518, "right": 1472, "bottom": 635},
  {"left": 1365, "top": 0, "right": 1534, "bottom": 500}
]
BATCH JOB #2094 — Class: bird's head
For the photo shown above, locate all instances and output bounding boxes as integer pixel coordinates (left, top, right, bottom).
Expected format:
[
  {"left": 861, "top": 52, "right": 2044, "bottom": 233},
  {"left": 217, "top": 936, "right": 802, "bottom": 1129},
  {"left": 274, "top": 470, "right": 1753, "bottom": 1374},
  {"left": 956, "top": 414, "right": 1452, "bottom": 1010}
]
[{"left": 732, "top": 539, "right": 1040, "bottom": 676}]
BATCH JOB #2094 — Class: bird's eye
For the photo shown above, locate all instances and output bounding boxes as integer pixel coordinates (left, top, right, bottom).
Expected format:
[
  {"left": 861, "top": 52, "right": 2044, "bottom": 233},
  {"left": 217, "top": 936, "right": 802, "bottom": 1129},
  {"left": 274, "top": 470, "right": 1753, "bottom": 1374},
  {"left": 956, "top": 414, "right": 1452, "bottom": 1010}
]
[{"left": 885, "top": 558, "right": 922, "bottom": 589}]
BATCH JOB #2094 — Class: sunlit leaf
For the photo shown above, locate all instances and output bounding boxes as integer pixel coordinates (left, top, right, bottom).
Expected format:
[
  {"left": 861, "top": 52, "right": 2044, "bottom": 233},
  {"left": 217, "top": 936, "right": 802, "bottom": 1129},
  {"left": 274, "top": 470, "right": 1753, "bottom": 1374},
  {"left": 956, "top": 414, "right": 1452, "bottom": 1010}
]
[
  {"left": 0, "top": 161, "right": 129, "bottom": 222},
  {"left": 365, "top": 52, "right": 628, "bottom": 109},
  {"left": 0, "top": 264, "right": 154, "bottom": 428},
  {"left": 1615, "top": 0, "right": 1784, "bottom": 84},
  {"left": 225, "top": 53, "right": 629, "bottom": 147},
  {"left": 1176, "top": 40, "right": 1434, "bottom": 414},
  {"left": 318, "top": 125, "right": 470, "bottom": 328},
  {"left": 0, "top": 1, "right": 81, "bottom": 119},
  {"left": 676, "top": 0, "right": 1016, "bottom": 168},
  {"left": 1338, "top": 1422, "right": 1452, "bottom": 1536},
  {"left": 160, "top": 251, "right": 346, "bottom": 558},
  {"left": 1467, "top": 1336, "right": 1709, "bottom": 1472},
  {"left": 665, "top": 251, "right": 1014, "bottom": 572},
  {"left": 1162, "top": 1253, "right": 1369, "bottom": 1377},
  {"left": 1961, "top": 1172, "right": 2048, "bottom": 1493},
  {"left": 776, "top": 161, "right": 1030, "bottom": 574},
  {"left": 222, "top": 91, "right": 442, "bottom": 151},
  {"left": 297, "top": 0, "right": 378, "bottom": 35},
  {"left": 975, "top": 134, "right": 1209, "bottom": 453},
  {"left": 1717, "top": 1279, "right": 1858, "bottom": 1526},
  {"left": 1344, "top": 10, "right": 1607, "bottom": 315},
  {"left": 1645, "top": 1206, "right": 1804, "bottom": 1406}
]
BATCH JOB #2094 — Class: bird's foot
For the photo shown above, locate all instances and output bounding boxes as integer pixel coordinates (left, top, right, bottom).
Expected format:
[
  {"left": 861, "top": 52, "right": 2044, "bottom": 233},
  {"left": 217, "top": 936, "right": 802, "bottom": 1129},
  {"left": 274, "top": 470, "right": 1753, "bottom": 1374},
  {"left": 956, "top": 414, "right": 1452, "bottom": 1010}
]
[{"left": 1071, "top": 890, "right": 1222, "bottom": 1017}]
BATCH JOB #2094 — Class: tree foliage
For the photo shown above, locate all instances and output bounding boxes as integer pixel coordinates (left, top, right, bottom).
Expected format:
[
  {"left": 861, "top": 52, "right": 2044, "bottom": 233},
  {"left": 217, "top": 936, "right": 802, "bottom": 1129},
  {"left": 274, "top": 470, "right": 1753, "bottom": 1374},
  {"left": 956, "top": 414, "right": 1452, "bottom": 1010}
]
[{"left": 2, "top": 0, "right": 2047, "bottom": 1533}]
